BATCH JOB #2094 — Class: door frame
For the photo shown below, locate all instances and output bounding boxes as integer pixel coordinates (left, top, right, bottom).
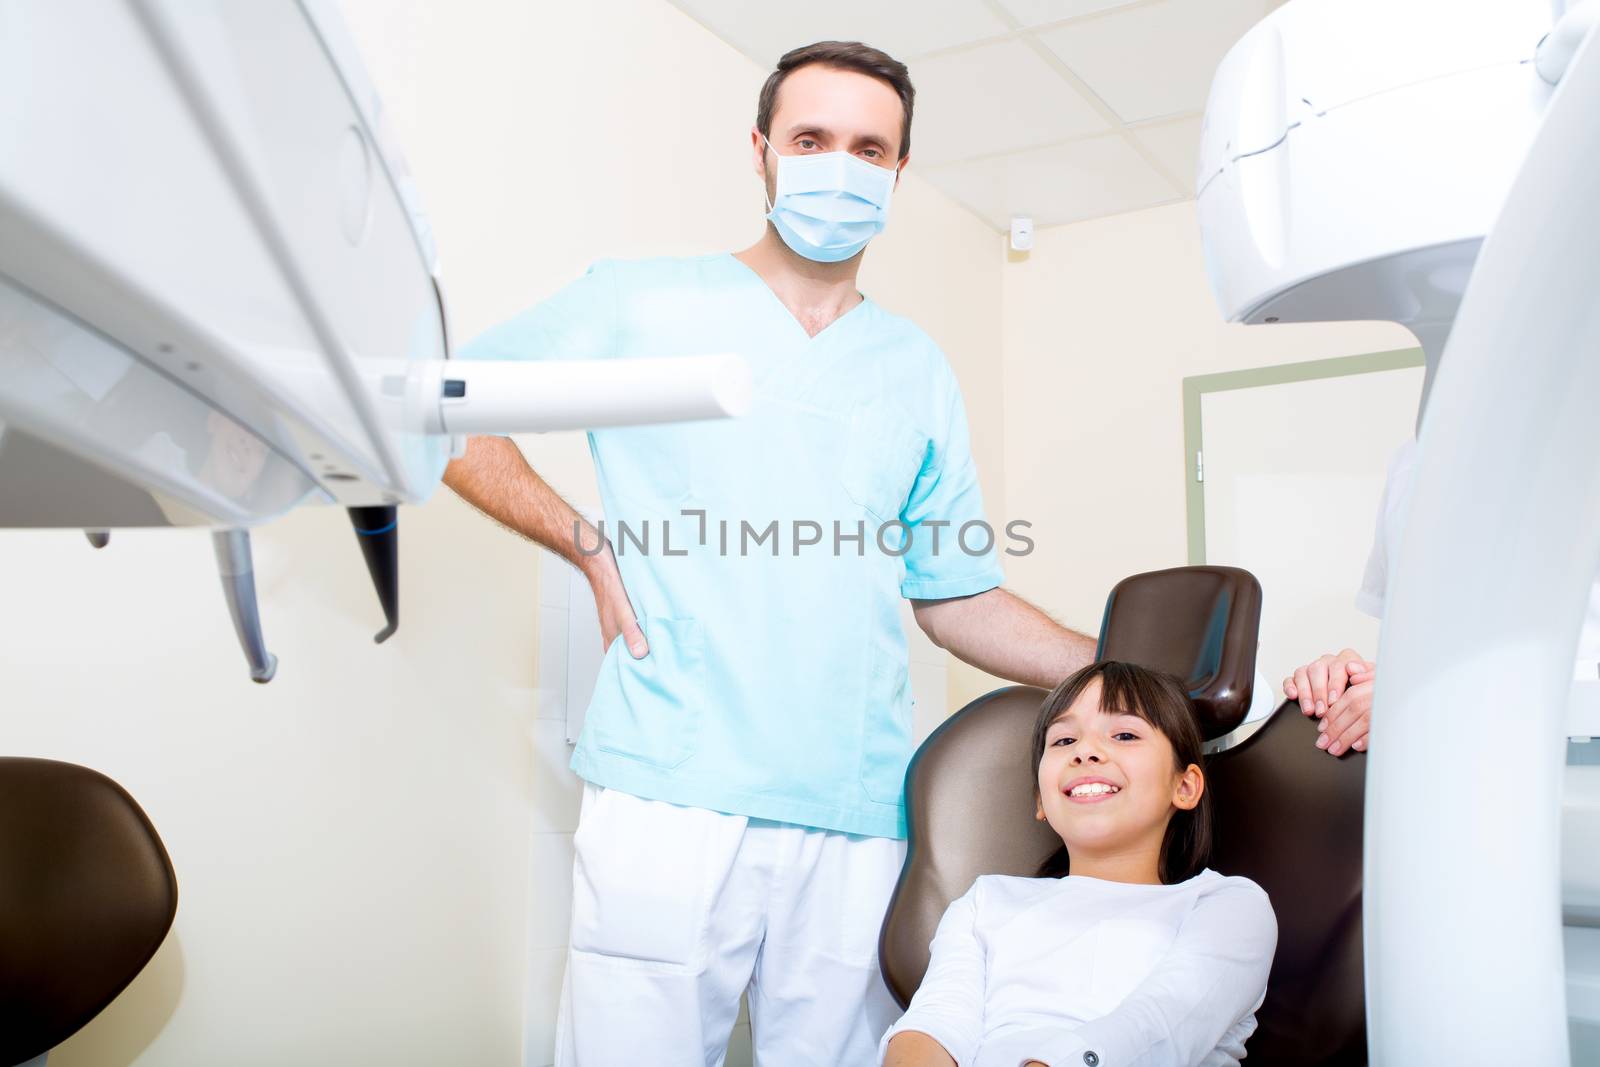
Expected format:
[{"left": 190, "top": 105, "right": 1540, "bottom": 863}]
[{"left": 1182, "top": 346, "right": 1425, "bottom": 564}]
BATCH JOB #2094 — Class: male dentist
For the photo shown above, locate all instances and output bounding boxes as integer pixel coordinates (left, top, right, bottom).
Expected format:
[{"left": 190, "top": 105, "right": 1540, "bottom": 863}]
[{"left": 445, "top": 41, "right": 1094, "bottom": 1066}]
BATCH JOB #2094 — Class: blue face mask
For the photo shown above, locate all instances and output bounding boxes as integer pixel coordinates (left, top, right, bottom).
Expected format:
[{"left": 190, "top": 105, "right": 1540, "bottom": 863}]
[{"left": 763, "top": 136, "right": 898, "bottom": 263}]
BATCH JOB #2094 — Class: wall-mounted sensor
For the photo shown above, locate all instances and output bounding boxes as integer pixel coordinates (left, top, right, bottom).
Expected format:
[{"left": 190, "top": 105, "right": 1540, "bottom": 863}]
[{"left": 1010, "top": 216, "right": 1034, "bottom": 252}]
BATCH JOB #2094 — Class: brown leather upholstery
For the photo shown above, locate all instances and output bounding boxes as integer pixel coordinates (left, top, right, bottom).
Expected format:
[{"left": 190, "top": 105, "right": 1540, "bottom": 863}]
[
  {"left": 879, "top": 565, "right": 1368, "bottom": 1065},
  {"left": 0, "top": 758, "right": 178, "bottom": 1066},
  {"left": 1208, "top": 702, "right": 1367, "bottom": 1065},
  {"left": 879, "top": 684, "right": 1060, "bottom": 1009}
]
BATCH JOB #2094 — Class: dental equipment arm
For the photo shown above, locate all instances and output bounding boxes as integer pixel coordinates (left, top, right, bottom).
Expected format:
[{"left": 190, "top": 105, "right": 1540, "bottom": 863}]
[
  {"left": 0, "top": 0, "right": 749, "bottom": 680},
  {"left": 424, "top": 354, "right": 748, "bottom": 436}
]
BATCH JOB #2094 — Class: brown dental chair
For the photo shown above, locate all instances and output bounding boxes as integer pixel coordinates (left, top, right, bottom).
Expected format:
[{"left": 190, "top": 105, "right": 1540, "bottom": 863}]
[
  {"left": 878, "top": 566, "right": 1368, "bottom": 1065},
  {"left": 0, "top": 758, "right": 178, "bottom": 1067}
]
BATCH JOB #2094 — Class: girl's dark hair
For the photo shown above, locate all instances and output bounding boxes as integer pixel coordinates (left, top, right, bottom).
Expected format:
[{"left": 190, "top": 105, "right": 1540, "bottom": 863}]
[{"left": 1030, "top": 660, "right": 1212, "bottom": 884}]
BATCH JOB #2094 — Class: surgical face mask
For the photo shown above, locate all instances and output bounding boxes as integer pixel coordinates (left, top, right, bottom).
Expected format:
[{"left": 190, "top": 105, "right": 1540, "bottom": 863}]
[{"left": 762, "top": 136, "right": 898, "bottom": 263}]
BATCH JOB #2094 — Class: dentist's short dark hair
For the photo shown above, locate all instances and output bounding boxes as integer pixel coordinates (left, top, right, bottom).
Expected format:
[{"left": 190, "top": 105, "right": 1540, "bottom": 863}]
[
  {"left": 757, "top": 41, "right": 915, "bottom": 161},
  {"left": 1030, "top": 660, "right": 1213, "bottom": 884}
]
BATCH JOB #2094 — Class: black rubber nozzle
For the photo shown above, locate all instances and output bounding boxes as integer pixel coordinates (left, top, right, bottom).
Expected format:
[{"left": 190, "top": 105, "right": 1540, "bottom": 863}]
[{"left": 347, "top": 506, "right": 399, "bottom": 643}]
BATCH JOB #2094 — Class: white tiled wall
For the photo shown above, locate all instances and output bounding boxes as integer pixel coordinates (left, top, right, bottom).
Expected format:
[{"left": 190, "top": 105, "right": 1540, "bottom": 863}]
[
  {"left": 520, "top": 739, "right": 581, "bottom": 1064},
  {"left": 525, "top": 555, "right": 583, "bottom": 1065}
]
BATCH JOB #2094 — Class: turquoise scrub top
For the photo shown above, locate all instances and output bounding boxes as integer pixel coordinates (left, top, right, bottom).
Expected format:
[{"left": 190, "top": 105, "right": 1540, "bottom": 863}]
[{"left": 462, "top": 254, "right": 1003, "bottom": 838}]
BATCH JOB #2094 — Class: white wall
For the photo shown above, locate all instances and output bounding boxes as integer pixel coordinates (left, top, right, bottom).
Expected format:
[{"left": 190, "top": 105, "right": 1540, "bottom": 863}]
[
  {"left": 997, "top": 200, "right": 1415, "bottom": 639},
  {"left": 0, "top": 3, "right": 1006, "bottom": 1065}
]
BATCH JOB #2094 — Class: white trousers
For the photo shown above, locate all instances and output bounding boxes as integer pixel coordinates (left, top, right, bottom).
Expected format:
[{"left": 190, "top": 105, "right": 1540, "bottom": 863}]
[{"left": 554, "top": 784, "right": 905, "bottom": 1066}]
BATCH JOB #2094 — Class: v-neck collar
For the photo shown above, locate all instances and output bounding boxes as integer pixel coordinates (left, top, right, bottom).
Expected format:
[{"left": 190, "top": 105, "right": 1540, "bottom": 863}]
[{"left": 723, "top": 252, "right": 873, "bottom": 345}]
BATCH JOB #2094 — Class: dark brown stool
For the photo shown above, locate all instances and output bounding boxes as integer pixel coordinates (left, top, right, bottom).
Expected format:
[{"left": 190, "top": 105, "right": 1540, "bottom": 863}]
[{"left": 0, "top": 758, "right": 178, "bottom": 1066}]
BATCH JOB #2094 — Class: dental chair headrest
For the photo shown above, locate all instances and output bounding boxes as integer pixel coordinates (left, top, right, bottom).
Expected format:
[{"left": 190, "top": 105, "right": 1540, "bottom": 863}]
[{"left": 1096, "top": 565, "right": 1262, "bottom": 740}]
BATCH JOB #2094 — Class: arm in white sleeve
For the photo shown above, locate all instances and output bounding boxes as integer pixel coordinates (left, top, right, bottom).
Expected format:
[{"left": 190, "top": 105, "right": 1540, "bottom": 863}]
[
  {"left": 1000, "top": 878, "right": 1278, "bottom": 1067},
  {"left": 879, "top": 884, "right": 988, "bottom": 1066},
  {"left": 1353, "top": 493, "right": 1390, "bottom": 620},
  {"left": 1355, "top": 438, "right": 1417, "bottom": 619}
]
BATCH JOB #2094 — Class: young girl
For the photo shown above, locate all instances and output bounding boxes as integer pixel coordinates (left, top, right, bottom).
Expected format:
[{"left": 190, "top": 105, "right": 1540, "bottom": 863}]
[{"left": 880, "top": 661, "right": 1277, "bottom": 1067}]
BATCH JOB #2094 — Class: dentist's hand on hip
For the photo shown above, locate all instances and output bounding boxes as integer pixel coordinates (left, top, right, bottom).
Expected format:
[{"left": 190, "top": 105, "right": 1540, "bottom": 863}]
[
  {"left": 440, "top": 436, "right": 648, "bottom": 658},
  {"left": 583, "top": 533, "right": 649, "bottom": 659}
]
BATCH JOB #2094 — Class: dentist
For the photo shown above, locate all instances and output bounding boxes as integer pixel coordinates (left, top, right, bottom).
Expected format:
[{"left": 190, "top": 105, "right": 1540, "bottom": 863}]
[{"left": 445, "top": 41, "right": 1094, "bottom": 1065}]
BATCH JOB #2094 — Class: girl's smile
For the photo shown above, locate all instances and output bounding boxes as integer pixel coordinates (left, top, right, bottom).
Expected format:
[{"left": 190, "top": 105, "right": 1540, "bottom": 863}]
[{"left": 1062, "top": 775, "right": 1123, "bottom": 802}]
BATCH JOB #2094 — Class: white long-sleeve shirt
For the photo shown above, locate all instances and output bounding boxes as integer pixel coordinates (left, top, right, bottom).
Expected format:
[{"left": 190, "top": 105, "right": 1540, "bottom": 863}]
[{"left": 879, "top": 869, "right": 1277, "bottom": 1067}]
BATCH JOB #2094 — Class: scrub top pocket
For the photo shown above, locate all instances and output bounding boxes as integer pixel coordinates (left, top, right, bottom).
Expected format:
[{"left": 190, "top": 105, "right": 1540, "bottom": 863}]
[
  {"left": 588, "top": 615, "right": 705, "bottom": 770},
  {"left": 842, "top": 406, "right": 928, "bottom": 525}
]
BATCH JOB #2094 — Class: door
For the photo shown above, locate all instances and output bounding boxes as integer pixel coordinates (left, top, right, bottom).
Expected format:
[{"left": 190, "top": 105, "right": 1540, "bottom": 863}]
[{"left": 1189, "top": 351, "right": 1424, "bottom": 693}]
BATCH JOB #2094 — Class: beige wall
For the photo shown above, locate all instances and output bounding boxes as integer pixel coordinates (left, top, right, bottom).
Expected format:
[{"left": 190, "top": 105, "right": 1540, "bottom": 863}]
[
  {"left": 0, "top": 3, "right": 1005, "bottom": 1065},
  {"left": 997, "top": 200, "right": 1414, "bottom": 637}
]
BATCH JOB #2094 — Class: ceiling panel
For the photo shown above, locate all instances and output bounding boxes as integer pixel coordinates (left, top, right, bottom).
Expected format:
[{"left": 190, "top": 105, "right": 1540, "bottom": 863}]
[
  {"left": 1129, "top": 115, "right": 1204, "bottom": 192},
  {"left": 995, "top": 0, "right": 1142, "bottom": 27},
  {"left": 909, "top": 40, "right": 1110, "bottom": 166},
  {"left": 1036, "top": 0, "right": 1270, "bottom": 122},
  {"left": 668, "top": 0, "right": 1008, "bottom": 68},
  {"left": 665, "top": 0, "right": 1278, "bottom": 232},
  {"left": 921, "top": 134, "right": 1181, "bottom": 230}
]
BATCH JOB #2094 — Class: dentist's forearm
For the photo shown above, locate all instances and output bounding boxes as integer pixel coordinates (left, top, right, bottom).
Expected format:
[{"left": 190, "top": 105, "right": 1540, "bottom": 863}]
[
  {"left": 912, "top": 587, "right": 1094, "bottom": 688},
  {"left": 445, "top": 435, "right": 648, "bottom": 656},
  {"left": 442, "top": 434, "right": 604, "bottom": 576}
]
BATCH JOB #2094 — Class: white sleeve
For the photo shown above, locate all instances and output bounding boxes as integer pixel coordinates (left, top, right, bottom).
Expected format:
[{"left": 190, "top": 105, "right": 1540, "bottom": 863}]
[
  {"left": 1354, "top": 477, "right": 1392, "bottom": 619},
  {"left": 1357, "top": 439, "right": 1418, "bottom": 620},
  {"left": 1001, "top": 879, "right": 1278, "bottom": 1067},
  {"left": 879, "top": 884, "right": 987, "bottom": 1066}
]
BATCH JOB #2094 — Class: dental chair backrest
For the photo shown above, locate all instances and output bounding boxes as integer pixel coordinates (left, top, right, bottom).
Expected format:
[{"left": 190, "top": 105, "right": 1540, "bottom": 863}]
[
  {"left": 0, "top": 758, "right": 178, "bottom": 1067},
  {"left": 878, "top": 565, "right": 1369, "bottom": 1065}
]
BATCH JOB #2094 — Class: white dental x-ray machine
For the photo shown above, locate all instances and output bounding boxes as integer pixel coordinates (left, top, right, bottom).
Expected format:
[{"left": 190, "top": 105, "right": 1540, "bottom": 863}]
[
  {"left": 0, "top": 1, "right": 748, "bottom": 681},
  {"left": 1199, "top": 0, "right": 1600, "bottom": 1060}
]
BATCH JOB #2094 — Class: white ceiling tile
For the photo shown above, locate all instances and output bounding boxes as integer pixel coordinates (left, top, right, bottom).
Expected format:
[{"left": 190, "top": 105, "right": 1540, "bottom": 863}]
[
  {"left": 921, "top": 135, "right": 1181, "bottom": 230},
  {"left": 1036, "top": 0, "right": 1271, "bottom": 122},
  {"left": 667, "top": 0, "right": 1008, "bottom": 68},
  {"left": 995, "top": 0, "right": 1142, "bottom": 27},
  {"left": 1129, "top": 115, "right": 1204, "bottom": 191},
  {"left": 909, "top": 40, "right": 1110, "bottom": 166}
]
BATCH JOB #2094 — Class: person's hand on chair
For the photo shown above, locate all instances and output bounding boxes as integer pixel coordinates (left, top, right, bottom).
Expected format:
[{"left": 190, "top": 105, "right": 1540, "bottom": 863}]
[
  {"left": 1283, "top": 648, "right": 1371, "bottom": 719},
  {"left": 1284, "top": 651, "right": 1374, "bottom": 756},
  {"left": 1319, "top": 670, "right": 1374, "bottom": 756}
]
